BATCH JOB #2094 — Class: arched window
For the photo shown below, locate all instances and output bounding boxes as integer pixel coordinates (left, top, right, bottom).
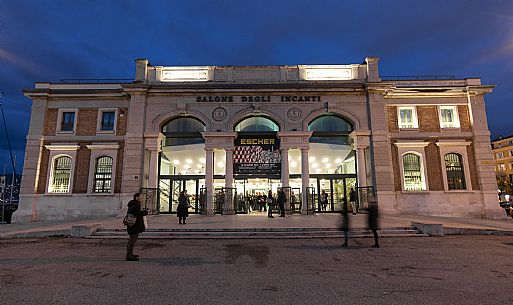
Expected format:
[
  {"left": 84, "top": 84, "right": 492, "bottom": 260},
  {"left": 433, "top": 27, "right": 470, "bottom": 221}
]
[
  {"left": 50, "top": 155, "right": 72, "bottom": 193},
  {"left": 93, "top": 156, "right": 113, "bottom": 193},
  {"left": 445, "top": 153, "right": 466, "bottom": 190},
  {"left": 235, "top": 116, "right": 279, "bottom": 132},
  {"left": 308, "top": 115, "right": 353, "bottom": 145},
  {"left": 402, "top": 153, "right": 424, "bottom": 191},
  {"left": 162, "top": 117, "right": 206, "bottom": 146}
]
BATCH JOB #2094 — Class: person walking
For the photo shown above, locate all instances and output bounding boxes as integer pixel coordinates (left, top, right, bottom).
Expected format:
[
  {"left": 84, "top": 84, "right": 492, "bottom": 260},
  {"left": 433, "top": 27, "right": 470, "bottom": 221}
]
[
  {"left": 126, "top": 192, "right": 148, "bottom": 261},
  {"left": 277, "top": 189, "right": 287, "bottom": 217},
  {"left": 341, "top": 196, "right": 349, "bottom": 247},
  {"left": 368, "top": 200, "right": 380, "bottom": 248},
  {"left": 267, "top": 190, "right": 274, "bottom": 218},
  {"left": 349, "top": 188, "right": 358, "bottom": 215},
  {"left": 177, "top": 190, "right": 190, "bottom": 224}
]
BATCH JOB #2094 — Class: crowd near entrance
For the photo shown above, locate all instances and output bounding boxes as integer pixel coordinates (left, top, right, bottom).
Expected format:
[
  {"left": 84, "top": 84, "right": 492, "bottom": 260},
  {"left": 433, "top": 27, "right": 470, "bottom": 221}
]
[{"left": 157, "top": 114, "right": 359, "bottom": 215}]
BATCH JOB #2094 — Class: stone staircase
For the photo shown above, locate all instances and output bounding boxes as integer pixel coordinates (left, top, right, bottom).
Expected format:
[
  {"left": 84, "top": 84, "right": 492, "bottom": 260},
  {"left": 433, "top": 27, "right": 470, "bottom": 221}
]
[{"left": 87, "top": 227, "right": 428, "bottom": 239}]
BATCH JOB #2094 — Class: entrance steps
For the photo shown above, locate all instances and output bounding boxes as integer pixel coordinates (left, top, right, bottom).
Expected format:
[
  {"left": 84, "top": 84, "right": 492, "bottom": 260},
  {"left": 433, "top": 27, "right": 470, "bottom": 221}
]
[{"left": 87, "top": 227, "right": 428, "bottom": 239}]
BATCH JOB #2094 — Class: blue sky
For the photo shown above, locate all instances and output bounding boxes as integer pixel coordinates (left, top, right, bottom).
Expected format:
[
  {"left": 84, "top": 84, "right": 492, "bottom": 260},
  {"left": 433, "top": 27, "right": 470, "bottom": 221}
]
[{"left": 1, "top": 0, "right": 512, "bottom": 174}]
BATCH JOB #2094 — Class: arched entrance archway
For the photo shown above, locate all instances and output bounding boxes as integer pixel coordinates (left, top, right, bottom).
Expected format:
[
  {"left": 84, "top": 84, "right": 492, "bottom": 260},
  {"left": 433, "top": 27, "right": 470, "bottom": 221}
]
[
  {"left": 303, "top": 114, "right": 358, "bottom": 213},
  {"left": 231, "top": 116, "right": 282, "bottom": 214},
  {"left": 158, "top": 117, "right": 206, "bottom": 214}
]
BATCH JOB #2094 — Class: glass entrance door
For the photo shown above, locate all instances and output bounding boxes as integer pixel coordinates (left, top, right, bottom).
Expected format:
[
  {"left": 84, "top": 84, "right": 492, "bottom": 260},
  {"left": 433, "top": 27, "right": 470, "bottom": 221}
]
[
  {"left": 159, "top": 177, "right": 204, "bottom": 214},
  {"left": 233, "top": 177, "right": 280, "bottom": 214},
  {"left": 311, "top": 175, "right": 357, "bottom": 213}
]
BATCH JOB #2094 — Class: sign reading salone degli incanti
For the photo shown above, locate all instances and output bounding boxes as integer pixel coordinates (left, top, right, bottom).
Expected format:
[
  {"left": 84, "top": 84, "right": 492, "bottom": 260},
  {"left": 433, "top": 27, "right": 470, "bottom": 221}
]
[{"left": 234, "top": 135, "right": 281, "bottom": 175}]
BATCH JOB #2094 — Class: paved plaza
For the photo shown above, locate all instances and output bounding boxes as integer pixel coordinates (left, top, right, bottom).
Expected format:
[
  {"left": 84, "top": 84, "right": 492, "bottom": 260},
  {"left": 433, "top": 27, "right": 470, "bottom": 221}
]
[{"left": 1, "top": 235, "right": 513, "bottom": 305}]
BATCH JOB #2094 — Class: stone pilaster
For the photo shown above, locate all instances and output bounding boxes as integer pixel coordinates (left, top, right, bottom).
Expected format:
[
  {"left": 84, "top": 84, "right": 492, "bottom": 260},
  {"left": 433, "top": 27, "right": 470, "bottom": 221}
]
[
  {"left": 204, "top": 148, "right": 214, "bottom": 215},
  {"left": 280, "top": 147, "right": 290, "bottom": 214},
  {"left": 12, "top": 97, "right": 48, "bottom": 223},
  {"left": 223, "top": 147, "right": 235, "bottom": 215},
  {"left": 468, "top": 92, "right": 505, "bottom": 219},
  {"left": 301, "top": 148, "right": 310, "bottom": 214},
  {"left": 121, "top": 90, "right": 147, "bottom": 207}
]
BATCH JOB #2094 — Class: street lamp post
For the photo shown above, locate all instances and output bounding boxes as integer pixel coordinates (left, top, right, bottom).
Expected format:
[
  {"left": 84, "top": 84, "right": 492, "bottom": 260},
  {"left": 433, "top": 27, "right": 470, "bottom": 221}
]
[{"left": 0, "top": 94, "right": 17, "bottom": 224}]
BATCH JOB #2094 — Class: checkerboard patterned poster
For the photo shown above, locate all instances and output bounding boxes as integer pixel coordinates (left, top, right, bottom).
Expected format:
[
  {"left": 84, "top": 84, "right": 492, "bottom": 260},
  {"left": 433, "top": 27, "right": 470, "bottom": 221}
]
[{"left": 234, "top": 135, "right": 281, "bottom": 175}]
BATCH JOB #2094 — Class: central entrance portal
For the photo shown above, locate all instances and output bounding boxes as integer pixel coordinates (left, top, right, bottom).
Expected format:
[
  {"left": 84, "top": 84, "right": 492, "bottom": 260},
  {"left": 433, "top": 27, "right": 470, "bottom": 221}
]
[{"left": 233, "top": 177, "right": 281, "bottom": 214}]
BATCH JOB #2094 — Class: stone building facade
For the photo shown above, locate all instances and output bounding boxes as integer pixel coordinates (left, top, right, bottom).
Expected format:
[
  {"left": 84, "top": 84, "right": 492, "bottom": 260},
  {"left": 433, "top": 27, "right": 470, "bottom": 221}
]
[
  {"left": 492, "top": 135, "right": 513, "bottom": 192},
  {"left": 13, "top": 57, "right": 505, "bottom": 222}
]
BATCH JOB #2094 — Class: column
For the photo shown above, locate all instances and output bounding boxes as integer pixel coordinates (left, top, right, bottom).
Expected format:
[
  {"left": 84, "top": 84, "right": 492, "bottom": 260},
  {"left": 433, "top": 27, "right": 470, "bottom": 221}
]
[
  {"left": 356, "top": 146, "right": 367, "bottom": 187},
  {"left": 280, "top": 148, "right": 291, "bottom": 214},
  {"left": 147, "top": 150, "right": 160, "bottom": 189},
  {"left": 205, "top": 148, "right": 214, "bottom": 215},
  {"left": 301, "top": 148, "right": 309, "bottom": 214},
  {"left": 224, "top": 148, "right": 235, "bottom": 215}
]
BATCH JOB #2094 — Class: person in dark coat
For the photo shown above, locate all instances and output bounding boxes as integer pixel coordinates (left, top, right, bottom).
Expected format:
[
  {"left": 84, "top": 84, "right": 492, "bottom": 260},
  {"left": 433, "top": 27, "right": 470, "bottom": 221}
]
[
  {"left": 341, "top": 196, "right": 349, "bottom": 247},
  {"left": 368, "top": 200, "right": 380, "bottom": 248},
  {"left": 277, "top": 189, "right": 287, "bottom": 217},
  {"left": 126, "top": 192, "right": 148, "bottom": 261},
  {"left": 177, "top": 190, "right": 190, "bottom": 224},
  {"left": 349, "top": 188, "right": 358, "bottom": 215}
]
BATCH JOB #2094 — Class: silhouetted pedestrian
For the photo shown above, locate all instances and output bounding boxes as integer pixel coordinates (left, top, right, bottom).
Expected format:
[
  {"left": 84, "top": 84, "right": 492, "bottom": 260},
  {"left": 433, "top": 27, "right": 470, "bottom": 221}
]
[
  {"left": 277, "top": 189, "right": 287, "bottom": 217},
  {"left": 177, "top": 190, "right": 190, "bottom": 224},
  {"left": 267, "top": 190, "right": 274, "bottom": 218},
  {"left": 126, "top": 192, "right": 148, "bottom": 261},
  {"left": 368, "top": 200, "right": 379, "bottom": 248},
  {"left": 349, "top": 188, "right": 358, "bottom": 214},
  {"left": 341, "top": 197, "right": 349, "bottom": 246}
]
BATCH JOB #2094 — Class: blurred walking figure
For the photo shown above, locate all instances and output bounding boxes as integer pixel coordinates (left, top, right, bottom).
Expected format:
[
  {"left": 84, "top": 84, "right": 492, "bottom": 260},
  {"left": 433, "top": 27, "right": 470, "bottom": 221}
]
[
  {"left": 368, "top": 200, "right": 380, "bottom": 248},
  {"left": 349, "top": 188, "right": 358, "bottom": 215},
  {"left": 177, "top": 190, "right": 190, "bottom": 224},
  {"left": 126, "top": 192, "right": 148, "bottom": 261},
  {"left": 341, "top": 196, "right": 349, "bottom": 247}
]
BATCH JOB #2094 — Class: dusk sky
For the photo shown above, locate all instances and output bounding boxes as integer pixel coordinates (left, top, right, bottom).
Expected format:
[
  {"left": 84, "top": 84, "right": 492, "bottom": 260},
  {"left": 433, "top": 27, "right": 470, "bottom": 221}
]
[{"left": 1, "top": 0, "right": 512, "bottom": 174}]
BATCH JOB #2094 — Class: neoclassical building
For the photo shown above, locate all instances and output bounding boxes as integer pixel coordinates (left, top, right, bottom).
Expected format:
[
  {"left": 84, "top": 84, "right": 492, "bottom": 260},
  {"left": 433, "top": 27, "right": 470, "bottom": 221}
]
[{"left": 13, "top": 57, "right": 505, "bottom": 222}]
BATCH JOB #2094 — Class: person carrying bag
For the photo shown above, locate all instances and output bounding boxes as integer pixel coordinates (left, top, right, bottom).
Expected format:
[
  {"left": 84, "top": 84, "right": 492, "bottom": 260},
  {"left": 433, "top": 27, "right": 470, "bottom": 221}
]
[{"left": 125, "top": 192, "right": 148, "bottom": 261}]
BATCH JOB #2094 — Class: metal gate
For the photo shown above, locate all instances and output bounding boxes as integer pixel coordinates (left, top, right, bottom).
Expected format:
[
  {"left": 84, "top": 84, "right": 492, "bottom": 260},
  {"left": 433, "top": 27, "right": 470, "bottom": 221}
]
[{"left": 140, "top": 187, "right": 159, "bottom": 215}]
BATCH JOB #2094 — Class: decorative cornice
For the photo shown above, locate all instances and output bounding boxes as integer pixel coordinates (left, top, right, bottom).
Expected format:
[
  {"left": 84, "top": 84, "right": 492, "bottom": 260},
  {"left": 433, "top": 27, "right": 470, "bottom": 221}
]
[
  {"left": 86, "top": 143, "right": 120, "bottom": 150},
  {"left": 394, "top": 141, "right": 430, "bottom": 148},
  {"left": 44, "top": 144, "right": 80, "bottom": 151},
  {"left": 436, "top": 141, "right": 471, "bottom": 147}
]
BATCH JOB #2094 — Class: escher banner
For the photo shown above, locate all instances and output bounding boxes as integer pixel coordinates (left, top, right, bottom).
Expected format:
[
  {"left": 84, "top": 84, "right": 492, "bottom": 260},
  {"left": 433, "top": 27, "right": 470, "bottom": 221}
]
[{"left": 233, "top": 135, "right": 281, "bottom": 175}]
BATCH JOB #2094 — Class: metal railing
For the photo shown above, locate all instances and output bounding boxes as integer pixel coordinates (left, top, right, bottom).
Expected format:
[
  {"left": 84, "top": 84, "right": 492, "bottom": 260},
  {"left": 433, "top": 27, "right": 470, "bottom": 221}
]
[
  {"left": 140, "top": 188, "right": 159, "bottom": 215},
  {"left": 60, "top": 78, "right": 133, "bottom": 84},
  {"left": 356, "top": 186, "right": 375, "bottom": 212}
]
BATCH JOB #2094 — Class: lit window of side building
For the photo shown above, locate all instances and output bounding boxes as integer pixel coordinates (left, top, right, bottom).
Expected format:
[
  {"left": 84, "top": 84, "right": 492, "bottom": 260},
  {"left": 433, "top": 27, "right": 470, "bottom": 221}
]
[
  {"left": 12, "top": 57, "right": 505, "bottom": 222},
  {"left": 492, "top": 135, "right": 513, "bottom": 194}
]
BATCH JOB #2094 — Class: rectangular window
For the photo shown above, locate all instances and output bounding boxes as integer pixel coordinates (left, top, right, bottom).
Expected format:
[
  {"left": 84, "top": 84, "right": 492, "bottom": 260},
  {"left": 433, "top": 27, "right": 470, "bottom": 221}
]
[
  {"left": 510, "top": 151, "right": 513, "bottom": 157},
  {"left": 100, "top": 111, "right": 116, "bottom": 131},
  {"left": 61, "top": 112, "right": 75, "bottom": 132},
  {"left": 510, "top": 163, "right": 513, "bottom": 170},
  {"left": 498, "top": 152, "right": 504, "bottom": 159},
  {"left": 402, "top": 153, "right": 424, "bottom": 191},
  {"left": 93, "top": 156, "right": 113, "bottom": 193},
  {"left": 439, "top": 106, "right": 460, "bottom": 128},
  {"left": 50, "top": 156, "right": 72, "bottom": 193},
  {"left": 499, "top": 164, "right": 506, "bottom": 171},
  {"left": 398, "top": 107, "right": 418, "bottom": 129}
]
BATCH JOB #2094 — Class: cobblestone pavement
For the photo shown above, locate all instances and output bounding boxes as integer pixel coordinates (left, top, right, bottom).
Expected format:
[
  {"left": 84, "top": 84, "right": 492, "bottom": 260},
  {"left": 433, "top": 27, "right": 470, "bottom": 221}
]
[{"left": 1, "top": 236, "right": 513, "bottom": 305}]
